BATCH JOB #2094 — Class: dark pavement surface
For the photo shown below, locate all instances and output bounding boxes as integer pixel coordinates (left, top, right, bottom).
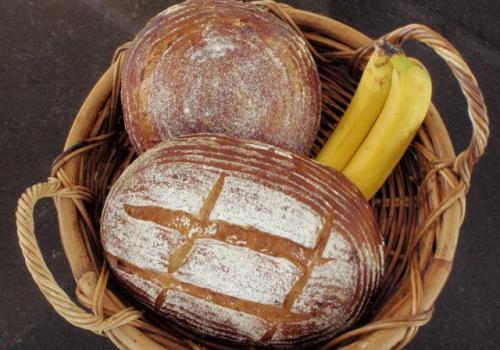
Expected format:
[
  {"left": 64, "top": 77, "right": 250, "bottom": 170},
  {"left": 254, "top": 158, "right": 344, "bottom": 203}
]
[{"left": 1, "top": 0, "right": 499, "bottom": 349}]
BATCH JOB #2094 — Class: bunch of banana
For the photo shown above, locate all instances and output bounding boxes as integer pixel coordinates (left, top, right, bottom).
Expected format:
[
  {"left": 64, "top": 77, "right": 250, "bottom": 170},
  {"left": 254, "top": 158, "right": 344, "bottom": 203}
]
[{"left": 316, "top": 43, "right": 432, "bottom": 199}]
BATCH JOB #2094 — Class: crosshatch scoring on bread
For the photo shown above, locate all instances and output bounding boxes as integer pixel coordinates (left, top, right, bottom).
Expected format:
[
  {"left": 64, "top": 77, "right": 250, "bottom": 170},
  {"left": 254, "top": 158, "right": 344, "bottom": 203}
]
[{"left": 101, "top": 134, "right": 384, "bottom": 347}]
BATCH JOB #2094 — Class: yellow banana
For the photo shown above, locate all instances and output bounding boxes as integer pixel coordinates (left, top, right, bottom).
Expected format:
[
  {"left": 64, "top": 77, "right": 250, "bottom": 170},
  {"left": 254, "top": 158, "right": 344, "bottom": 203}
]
[
  {"left": 315, "top": 47, "right": 393, "bottom": 170},
  {"left": 343, "top": 55, "right": 432, "bottom": 199}
]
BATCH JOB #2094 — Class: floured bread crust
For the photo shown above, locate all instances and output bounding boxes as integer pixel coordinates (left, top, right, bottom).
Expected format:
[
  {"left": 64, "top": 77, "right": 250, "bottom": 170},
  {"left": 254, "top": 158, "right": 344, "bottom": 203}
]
[
  {"left": 101, "top": 134, "right": 384, "bottom": 347},
  {"left": 121, "top": 0, "right": 321, "bottom": 155}
]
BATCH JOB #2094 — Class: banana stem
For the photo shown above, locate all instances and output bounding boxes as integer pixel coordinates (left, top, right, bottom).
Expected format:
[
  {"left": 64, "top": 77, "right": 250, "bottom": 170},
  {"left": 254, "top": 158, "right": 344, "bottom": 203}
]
[{"left": 378, "top": 40, "right": 404, "bottom": 58}]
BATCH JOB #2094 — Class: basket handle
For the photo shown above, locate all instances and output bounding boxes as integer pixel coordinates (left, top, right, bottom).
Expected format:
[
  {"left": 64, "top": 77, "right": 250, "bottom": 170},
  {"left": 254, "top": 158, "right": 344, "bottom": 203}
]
[
  {"left": 15, "top": 178, "right": 142, "bottom": 333},
  {"left": 354, "top": 24, "right": 489, "bottom": 189}
]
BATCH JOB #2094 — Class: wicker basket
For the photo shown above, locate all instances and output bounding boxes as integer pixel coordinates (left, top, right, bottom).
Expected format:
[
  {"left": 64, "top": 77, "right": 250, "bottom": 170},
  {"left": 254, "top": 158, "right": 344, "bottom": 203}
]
[{"left": 16, "top": 1, "right": 489, "bottom": 349}]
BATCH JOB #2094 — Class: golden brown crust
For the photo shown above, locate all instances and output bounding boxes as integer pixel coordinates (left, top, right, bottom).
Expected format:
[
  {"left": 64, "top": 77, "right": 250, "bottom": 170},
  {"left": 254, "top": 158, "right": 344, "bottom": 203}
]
[
  {"left": 101, "top": 134, "right": 383, "bottom": 347},
  {"left": 121, "top": 0, "right": 321, "bottom": 155}
]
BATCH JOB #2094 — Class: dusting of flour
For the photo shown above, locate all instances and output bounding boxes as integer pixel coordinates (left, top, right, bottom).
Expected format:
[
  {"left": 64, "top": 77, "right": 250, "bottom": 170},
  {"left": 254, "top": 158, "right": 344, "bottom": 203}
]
[
  {"left": 210, "top": 176, "right": 324, "bottom": 248},
  {"left": 174, "top": 238, "right": 301, "bottom": 306},
  {"left": 161, "top": 289, "right": 271, "bottom": 341}
]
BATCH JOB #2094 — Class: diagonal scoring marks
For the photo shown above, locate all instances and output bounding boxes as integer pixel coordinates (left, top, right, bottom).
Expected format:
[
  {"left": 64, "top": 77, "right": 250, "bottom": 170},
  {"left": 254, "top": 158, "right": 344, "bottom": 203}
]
[
  {"left": 108, "top": 253, "right": 310, "bottom": 323},
  {"left": 199, "top": 174, "right": 226, "bottom": 222},
  {"left": 262, "top": 209, "right": 336, "bottom": 339},
  {"left": 154, "top": 288, "right": 169, "bottom": 311},
  {"left": 282, "top": 209, "right": 335, "bottom": 309}
]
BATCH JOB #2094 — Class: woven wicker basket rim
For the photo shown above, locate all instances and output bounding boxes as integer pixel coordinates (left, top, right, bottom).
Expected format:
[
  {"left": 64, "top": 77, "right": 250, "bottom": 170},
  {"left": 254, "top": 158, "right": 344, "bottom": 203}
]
[{"left": 15, "top": 2, "right": 489, "bottom": 350}]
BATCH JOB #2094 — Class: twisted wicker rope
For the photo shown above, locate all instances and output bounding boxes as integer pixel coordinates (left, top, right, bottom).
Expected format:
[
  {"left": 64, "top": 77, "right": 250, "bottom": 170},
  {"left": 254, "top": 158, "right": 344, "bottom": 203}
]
[{"left": 16, "top": 179, "right": 142, "bottom": 335}]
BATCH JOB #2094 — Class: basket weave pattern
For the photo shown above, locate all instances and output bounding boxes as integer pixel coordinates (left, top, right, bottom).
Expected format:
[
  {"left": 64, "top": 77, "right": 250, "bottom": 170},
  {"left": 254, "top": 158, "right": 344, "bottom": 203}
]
[{"left": 16, "top": 2, "right": 489, "bottom": 349}]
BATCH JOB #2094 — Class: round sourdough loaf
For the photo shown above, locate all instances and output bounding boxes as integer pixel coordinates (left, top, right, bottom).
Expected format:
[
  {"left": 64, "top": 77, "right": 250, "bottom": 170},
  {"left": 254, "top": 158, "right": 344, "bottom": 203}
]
[
  {"left": 101, "top": 134, "right": 384, "bottom": 347},
  {"left": 121, "top": 0, "right": 321, "bottom": 155}
]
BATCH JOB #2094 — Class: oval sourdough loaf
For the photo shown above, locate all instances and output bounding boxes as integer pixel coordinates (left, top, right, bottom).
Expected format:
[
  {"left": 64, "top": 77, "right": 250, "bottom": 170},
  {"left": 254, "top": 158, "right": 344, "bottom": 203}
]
[
  {"left": 121, "top": 0, "right": 321, "bottom": 155},
  {"left": 101, "top": 134, "right": 384, "bottom": 347}
]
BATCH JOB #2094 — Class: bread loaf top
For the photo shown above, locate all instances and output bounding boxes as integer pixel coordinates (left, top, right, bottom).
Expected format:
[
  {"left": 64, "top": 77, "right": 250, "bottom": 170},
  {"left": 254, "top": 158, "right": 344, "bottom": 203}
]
[
  {"left": 101, "top": 134, "right": 384, "bottom": 346},
  {"left": 121, "top": 0, "right": 321, "bottom": 155}
]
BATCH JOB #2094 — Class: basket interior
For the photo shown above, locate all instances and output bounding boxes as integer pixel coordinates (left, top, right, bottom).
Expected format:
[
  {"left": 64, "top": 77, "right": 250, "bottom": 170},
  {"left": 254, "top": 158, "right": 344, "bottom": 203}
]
[{"left": 61, "top": 7, "right": 443, "bottom": 350}]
